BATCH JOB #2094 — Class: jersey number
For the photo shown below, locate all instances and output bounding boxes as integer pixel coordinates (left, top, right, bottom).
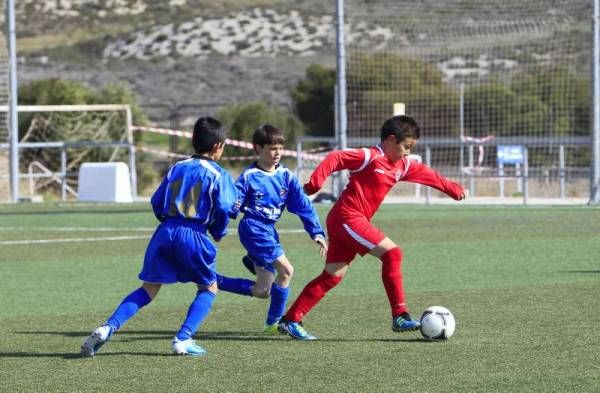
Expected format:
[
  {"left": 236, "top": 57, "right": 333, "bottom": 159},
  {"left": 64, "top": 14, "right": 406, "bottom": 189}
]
[{"left": 168, "top": 179, "right": 203, "bottom": 218}]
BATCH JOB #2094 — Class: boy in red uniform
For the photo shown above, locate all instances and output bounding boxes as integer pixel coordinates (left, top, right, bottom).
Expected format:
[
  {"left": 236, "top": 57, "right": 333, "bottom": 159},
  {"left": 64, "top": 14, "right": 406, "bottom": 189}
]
[{"left": 279, "top": 115, "right": 465, "bottom": 340}]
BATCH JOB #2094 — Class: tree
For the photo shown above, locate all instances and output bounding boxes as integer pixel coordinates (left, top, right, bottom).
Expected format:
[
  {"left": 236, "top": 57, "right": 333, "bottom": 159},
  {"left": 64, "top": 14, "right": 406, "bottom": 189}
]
[
  {"left": 217, "top": 101, "right": 304, "bottom": 159},
  {"left": 291, "top": 64, "right": 336, "bottom": 137}
]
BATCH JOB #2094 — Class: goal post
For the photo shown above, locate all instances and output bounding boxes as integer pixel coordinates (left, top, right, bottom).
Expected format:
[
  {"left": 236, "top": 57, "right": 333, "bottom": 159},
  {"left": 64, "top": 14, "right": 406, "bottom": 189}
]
[{"left": 0, "top": 104, "right": 137, "bottom": 201}]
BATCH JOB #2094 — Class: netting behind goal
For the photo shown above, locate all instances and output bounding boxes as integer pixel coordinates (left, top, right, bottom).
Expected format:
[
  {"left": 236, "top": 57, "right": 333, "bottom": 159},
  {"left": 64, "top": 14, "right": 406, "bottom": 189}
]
[
  {"left": 0, "top": 105, "right": 135, "bottom": 200},
  {"left": 0, "top": 1, "right": 9, "bottom": 202},
  {"left": 346, "top": 0, "right": 591, "bottom": 198}
]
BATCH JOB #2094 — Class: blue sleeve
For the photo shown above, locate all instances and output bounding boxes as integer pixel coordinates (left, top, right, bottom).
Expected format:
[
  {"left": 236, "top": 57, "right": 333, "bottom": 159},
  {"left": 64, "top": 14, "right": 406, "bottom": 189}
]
[
  {"left": 209, "top": 172, "right": 237, "bottom": 241},
  {"left": 286, "top": 173, "right": 325, "bottom": 239},
  {"left": 150, "top": 176, "right": 168, "bottom": 222},
  {"left": 229, "top": 172, "right": 248, "bottom": 219}
]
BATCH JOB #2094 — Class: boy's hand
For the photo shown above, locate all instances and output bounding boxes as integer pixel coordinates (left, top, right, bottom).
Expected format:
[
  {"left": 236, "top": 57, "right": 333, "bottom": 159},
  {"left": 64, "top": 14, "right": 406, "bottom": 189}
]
[{"left": 313, "top": 235, "right": 328, "bottom": 259}]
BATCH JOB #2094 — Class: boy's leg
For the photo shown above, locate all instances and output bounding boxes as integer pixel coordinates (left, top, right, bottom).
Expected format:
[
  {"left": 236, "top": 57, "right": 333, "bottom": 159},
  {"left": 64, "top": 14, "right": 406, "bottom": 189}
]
[
  {"left": 370, "top": 238, "right": 419, "bottom": 332},
  {"left": 216, "top": 274, "right": 254, "bottom": 296},
  {"left": 81, "top": 283, "right": 159, "bottom": 357},
  {"left": 279, "top": 263, "right": 346, "bottom": 340},
  {"left": 265, "top": 257, "right": 293, "bottom": 330},
  {"left": 172, "top": 283, "right": 217, "bottom": 356}
]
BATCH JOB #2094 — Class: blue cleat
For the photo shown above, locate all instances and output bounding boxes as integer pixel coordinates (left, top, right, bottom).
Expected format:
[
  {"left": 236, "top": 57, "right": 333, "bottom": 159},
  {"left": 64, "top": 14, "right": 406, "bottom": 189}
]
[
  {"left": 279, "top": 319, "right": 317, "bottom": 340},
  {"left": 392, "top": 315, "right": 421, "bottom": 332},
  {"left": 81, "top": 324, "right": 114, "bottom": 357},
  {"left": 242, "top": 255, "right": 256, "bottom": 275},
  {"left": 172, "top": 337, "right": 207, "bottom": 356}
]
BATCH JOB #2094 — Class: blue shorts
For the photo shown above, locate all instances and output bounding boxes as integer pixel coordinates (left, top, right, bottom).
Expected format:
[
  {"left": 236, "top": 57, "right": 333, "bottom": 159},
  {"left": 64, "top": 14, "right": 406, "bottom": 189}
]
[
  {"left": 238, "top": 217, "right": 283, "bottom": 273},
  {"left": 138, "top": 219, "right": 217, "bottom": 286}
]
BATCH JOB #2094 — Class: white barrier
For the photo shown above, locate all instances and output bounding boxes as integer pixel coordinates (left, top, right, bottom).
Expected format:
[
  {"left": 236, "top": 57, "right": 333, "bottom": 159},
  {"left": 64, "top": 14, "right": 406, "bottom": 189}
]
[{"left": 77, "top": 162, "right": 133, "bottom": 203}]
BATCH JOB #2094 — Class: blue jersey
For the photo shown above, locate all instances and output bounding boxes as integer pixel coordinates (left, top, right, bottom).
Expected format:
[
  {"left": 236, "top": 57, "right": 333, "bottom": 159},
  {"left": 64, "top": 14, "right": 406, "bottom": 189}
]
[
  {"left": 151, "top": 155, "right": 236, "bottom": 241},
  {"left": 232, "top": 163, "right": 324, "bottom": 239}
]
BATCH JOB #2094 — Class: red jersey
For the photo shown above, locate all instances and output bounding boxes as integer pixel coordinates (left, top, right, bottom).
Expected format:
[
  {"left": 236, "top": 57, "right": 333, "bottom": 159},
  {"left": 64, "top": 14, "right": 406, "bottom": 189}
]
[{"left": 304, "top": 145, "right": 464, "bottom": 220}]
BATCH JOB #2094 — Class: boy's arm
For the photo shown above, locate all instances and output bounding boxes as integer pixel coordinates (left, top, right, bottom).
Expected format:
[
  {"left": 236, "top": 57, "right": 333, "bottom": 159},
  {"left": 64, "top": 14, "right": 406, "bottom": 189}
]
[
  {"left": 229, "top": 173, "right": 247, "bottom": 219},
  {"left": 209, "top": 173, "right": 237, "bottom": 241},
  {"left": 150, "top": 176, "right": 169, "bottom": 222},
  {"left": 304, "top": 148, "right": 368, "bottom": 195},
  {"left": 402, "top": 160, "right": 465, "bottom": 200},
  {"left": 287, "top": 174, "right": 326, "bottom": 240}
]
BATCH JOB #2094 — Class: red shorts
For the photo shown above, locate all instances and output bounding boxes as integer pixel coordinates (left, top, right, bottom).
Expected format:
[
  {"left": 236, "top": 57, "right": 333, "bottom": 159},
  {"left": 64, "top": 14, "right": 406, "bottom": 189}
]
[{"left": 325, "top": 210, "right": 385, "bottom": 264}]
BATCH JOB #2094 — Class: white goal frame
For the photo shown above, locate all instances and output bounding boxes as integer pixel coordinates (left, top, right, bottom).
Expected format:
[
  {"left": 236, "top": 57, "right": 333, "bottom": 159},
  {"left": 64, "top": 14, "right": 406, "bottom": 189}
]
[{"left": 0, "top": 104, "right": 137, "bottom": 201}]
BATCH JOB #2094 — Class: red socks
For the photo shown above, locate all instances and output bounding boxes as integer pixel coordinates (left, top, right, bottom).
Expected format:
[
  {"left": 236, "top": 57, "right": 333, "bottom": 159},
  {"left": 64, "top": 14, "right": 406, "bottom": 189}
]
[
  {"left": 381, "top": 247, "right": 408, "bottom": 317},
  {"left": 285, "top": 270, "right": 342, "bottom": 322}
]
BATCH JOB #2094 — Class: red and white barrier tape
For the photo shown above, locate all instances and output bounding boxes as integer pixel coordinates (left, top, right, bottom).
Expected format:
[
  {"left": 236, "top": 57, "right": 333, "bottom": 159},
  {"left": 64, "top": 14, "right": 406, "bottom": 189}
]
[
  {"left": 133, "top": 125, "right": 324, "bottom": 161},
  {"left": 138, "top": 146, "right": 260, "bottom": 161}
]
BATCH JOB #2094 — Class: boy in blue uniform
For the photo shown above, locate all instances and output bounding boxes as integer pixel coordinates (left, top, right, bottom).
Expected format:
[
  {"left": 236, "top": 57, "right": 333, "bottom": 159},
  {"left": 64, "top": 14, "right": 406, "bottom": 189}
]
[
  {"left": 81, "top": 116, "right": 236, "bottom": 357},
  {"left": 216, "top": 125, "right": 327, "bottom": 333}
]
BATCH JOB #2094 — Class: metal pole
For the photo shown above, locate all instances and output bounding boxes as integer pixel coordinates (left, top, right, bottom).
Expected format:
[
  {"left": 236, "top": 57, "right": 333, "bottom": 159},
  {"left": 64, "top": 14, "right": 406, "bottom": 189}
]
[
  {"left": 591, "top": 0, "right": 600, "bottom": 203},
  {"left": 523, "top": 147, "right": 529, "bottom": 206},
  {"left": 468, "top": 145, "right": 475, "bottom": 196},
  {"left": 7, "top": 0, "right": 19, "bottom": 203},
  {"left": 126, "top": 107, "right": 138, "bottom": 199},
  {"left": 559, "top": 145, "right": 565, "bottom": 198},
  {"left": 60, "top": 146, "right": 67, "bottom": 201},
  {"left": 459, "top": 83, "right": 465, "bottom": 179},
  {"left": 335, "top": 0, "right": 348, "bottom": 197},
  {"left": 425, "top": 146, "right": 431, "bottom": 205}
]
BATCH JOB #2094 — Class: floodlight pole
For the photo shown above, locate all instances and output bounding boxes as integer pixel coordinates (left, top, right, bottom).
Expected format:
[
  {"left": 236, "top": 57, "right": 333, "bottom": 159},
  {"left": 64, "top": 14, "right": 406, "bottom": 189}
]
[
  {"left": 334, "top": 0, "right": 348, "bottom": 197},
  {"left": 7, "top": 0, "right": 19, "bottom": 203},
  {"left": 591, "top": 0, "right": 600, "bottom": 204}
]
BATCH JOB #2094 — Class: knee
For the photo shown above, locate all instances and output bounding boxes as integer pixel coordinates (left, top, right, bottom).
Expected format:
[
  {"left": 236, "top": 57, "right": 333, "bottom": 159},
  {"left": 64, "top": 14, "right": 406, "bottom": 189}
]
[
  {"left": 381, "top": 247, "right": 402, "bottom": 265},
  {"left": 278, "top": 264, "right": 294, "bottom": 281}
]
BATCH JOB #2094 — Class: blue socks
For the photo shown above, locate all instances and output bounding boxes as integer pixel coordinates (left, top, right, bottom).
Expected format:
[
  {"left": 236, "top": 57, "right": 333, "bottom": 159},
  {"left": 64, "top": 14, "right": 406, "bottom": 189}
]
[
  {"left": 176, "top": 290, "right": 216, "bottom": 341},
  {"left": 216, "top": 274, "right": 253, "bottom": 296},
  {"left": 216, "top": 275, "right": 289, "bottom": 325},
  {"left": 266, "top": 284, "right": 289, "bottom": 325},
  {"left": 106, "top": 287, "right": 152, "bottom": 330}
]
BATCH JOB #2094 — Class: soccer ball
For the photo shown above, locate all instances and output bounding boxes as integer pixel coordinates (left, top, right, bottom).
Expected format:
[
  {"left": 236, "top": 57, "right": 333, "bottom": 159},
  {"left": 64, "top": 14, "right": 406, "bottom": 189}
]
[{"left": 419, "top": 306, "right": 456, "bottom": 340}]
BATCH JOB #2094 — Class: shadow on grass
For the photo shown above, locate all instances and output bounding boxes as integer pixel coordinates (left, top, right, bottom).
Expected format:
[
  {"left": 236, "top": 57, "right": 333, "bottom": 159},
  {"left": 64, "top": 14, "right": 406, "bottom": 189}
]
[
  {"left": 564, "top": 270, "right": 600, "bottom": 274},
  {"left": 0, "top": 351, "right": 172, "bottom": 359},
  {"left": 15, "top": 330, "right": 429, "bottom": 344}
]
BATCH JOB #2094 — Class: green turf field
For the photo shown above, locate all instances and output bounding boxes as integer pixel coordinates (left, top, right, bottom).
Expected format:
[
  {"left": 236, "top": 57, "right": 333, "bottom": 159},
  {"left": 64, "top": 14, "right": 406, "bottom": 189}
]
[{"left": 1, "top": 203, "right": 599, "bottom": 392}]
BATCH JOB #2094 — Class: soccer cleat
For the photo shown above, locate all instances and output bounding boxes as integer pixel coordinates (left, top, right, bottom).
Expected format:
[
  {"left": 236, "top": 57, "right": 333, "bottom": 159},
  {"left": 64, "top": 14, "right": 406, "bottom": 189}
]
[
  {"left": 171, "top": 337, "right": 207, "bottom": 356},
  {"left": 80, "top": 324, "right": 114, "bottom": 357},
  {"left": 392, "top": 314, "right": 421, "bottom": 332},
  {"left": 241, "top": 255, "right": 256, "bottom": 275},
  {"left": 263, "top": 322, "right": 286, "bottom": 335},
  {"left": 279, "top": 319, "right": 317, "bottom": 340}
]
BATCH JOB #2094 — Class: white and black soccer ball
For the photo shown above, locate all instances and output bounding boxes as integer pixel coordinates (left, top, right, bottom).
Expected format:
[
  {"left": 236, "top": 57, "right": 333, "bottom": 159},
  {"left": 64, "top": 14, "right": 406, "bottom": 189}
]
[{"left": 419, "top": 306, "right": 456, "bottom": 340}]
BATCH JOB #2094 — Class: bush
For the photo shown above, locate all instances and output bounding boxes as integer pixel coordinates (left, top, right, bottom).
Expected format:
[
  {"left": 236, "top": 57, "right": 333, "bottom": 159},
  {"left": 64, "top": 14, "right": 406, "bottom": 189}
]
[{"left": 217, "top": 101, "right": 304, "bottom": 160}]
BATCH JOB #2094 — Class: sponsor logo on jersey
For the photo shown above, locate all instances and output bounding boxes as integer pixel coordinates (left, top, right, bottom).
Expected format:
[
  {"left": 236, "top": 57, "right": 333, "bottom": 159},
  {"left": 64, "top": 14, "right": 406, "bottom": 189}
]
[{"left": 374, "top": 168, "right": 385, "bottom": 174}]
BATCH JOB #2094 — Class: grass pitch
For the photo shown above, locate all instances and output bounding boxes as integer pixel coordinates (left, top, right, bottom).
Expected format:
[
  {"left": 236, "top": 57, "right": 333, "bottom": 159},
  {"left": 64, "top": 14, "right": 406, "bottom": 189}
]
[{"left": 1, "top": 203, "right": 599, "bottom": 392}]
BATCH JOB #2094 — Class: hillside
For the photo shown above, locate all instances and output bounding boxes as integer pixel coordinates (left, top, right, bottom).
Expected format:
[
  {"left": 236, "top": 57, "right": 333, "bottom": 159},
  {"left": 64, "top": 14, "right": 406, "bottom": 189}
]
[{"left": 12, "top": 0, "right": 591, "bottom": 126}]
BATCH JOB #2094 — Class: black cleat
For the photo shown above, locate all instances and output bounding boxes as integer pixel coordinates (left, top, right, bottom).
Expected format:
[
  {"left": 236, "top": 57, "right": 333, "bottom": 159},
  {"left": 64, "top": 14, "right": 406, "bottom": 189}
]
[{"left": 242, "top": 255, "right": 256, "bottom": 275}]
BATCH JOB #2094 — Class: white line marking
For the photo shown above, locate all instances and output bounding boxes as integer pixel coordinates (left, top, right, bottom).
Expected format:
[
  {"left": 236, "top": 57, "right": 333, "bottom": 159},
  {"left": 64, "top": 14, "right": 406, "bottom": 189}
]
[
  {"left": 0, "top": 227, "right": 155, "bottom": 232},
  {"left": 0, "top": 228, "right": 306, "bottom": 245},
  {"left": 0, "top": 236, "right": 149, "bottom": 245}
]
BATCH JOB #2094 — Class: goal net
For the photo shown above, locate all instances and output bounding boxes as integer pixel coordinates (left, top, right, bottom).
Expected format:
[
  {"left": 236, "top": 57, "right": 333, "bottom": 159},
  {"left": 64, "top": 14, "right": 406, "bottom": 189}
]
[
  {"left": 0, "top": 105, "right": 136, "bottom": 200},
  {"left": 346, "top": 0, "right": 591, "bottom": 199}
]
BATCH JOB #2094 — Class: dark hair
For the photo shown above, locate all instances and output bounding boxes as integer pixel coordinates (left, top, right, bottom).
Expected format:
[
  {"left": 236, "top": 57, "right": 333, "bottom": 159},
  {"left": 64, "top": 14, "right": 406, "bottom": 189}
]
[
  {"left": 192, "top": 116, "right": 227, "bottom": 154},
  {"left": 252, "top": 124, "right": 285, "bottom": 147},
  {"left": 380, "top": 115, "right": 420, "bottom": 143}
]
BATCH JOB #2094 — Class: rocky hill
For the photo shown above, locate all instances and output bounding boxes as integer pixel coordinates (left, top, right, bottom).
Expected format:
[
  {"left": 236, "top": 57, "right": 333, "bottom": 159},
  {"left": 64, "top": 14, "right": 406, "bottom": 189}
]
[{"left": 12, "top": 0, "right": 591, "bottom": 126}]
